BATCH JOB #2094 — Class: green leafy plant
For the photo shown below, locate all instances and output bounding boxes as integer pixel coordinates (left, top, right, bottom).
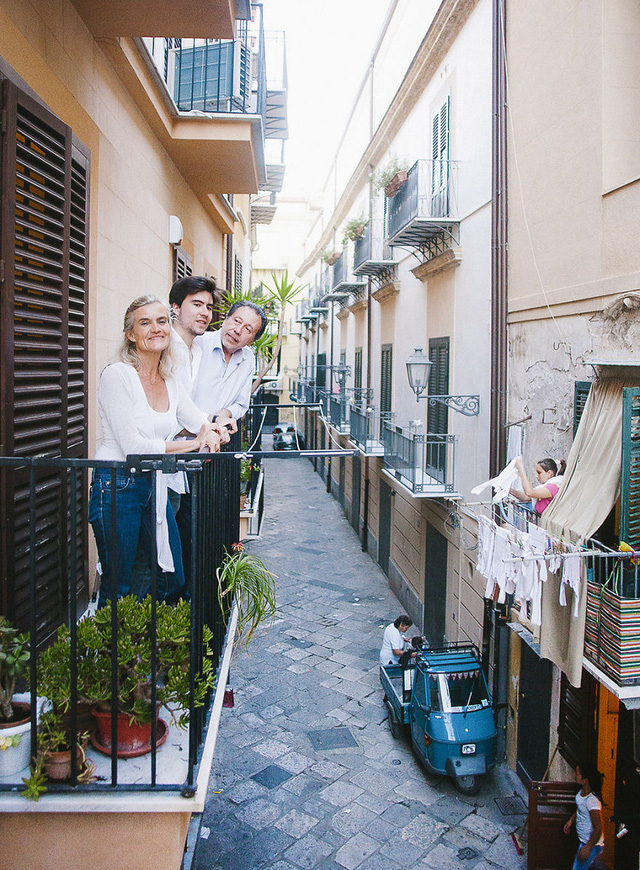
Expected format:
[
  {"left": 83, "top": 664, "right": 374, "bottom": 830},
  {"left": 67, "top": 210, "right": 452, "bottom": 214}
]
[
  {"left": 37, "top": 596, "right": 215, "bottom": 728},
  {"left": 0, "top": 616, "right": 30, "bottom": 722},
  {"left": 320, "top": 249, "right": 341, "bottom": 266},
  {"left": 21, "top": 757, "right": 48, "bottom": 801},
  {"left": 372, "top": 156, "right": 409, "bottom": 193},
  {"left": 251, "top": 271, "right": 306, "bottom": 394},
  {"left": 342, "top": 217, "right": 369, "bottom": 245},
  {"left": 217, "top": 547, "right": 277, "bottom": 647}
]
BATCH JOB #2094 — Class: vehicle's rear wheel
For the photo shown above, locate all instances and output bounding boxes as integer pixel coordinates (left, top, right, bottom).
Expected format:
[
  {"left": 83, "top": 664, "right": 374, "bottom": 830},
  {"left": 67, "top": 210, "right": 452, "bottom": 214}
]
[
  {"left": 453, "top": 773, "right": 482, "bottom": 796},
  {"left": 385, "top": 701, "right": 401, "bottom": 739}
]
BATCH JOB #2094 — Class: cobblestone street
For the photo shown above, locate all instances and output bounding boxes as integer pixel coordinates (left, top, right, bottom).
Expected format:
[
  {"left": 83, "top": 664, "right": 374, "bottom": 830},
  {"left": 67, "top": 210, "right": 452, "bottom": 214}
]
[{"left": 193, "top": 458, "right": 529, "bottom": 870}]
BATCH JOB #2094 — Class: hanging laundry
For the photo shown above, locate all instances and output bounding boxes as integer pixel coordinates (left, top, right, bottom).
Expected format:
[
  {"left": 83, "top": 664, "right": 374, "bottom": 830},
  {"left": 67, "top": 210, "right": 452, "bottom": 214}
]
[
  {"left": 559, "top": 550, "right": 582, "bottom": 617},
  {"left": 471, "top": 458, "right": 521, "bottom": 503}
]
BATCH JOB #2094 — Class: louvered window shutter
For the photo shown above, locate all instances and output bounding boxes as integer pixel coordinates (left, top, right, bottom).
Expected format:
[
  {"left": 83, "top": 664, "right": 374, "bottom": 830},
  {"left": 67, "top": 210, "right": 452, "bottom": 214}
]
[
  {"left": 427, "top": 337, "right": 450, "bottom": 435},
  {"left": 0, "top": 78, "right": 89, "bottom": 634},
  {"left": 620, "top": 387, "right": 640, "bottom": 550},
  {"left": 573, "top": 380, "right": 592, "bottom": 437},
  {"left": 354, "top": 347, "right": 362, "bottom": 392},
  {"left": 431, "top": 98, "right": 450, "bottom": 216},
  {"left": 380, "top": 344, "right": 393, "bottom": 415},
  {"left": 173, "top": 245, "right": 192, "bottom": 281}
]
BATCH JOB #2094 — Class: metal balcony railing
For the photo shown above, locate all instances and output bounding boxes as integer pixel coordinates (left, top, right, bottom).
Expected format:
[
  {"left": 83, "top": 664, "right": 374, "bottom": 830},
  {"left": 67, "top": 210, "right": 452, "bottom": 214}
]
[
  {"left": 331, "top": 249, "right": 365, "bottom": 294},
  {"left": 583, "top": 542, "right": 640, "bottom": 687},
  {"left": 386, "top": 159, "right": 459, "bottom": 247},
  {"left": 353, "top": 219, "right": 395, "bottom": 276},
  {"left": 349, "top": 406, "right": 393, "bottom": 456},
  {"left": 0, "top": 444, "right": 243, "bottom": 794},
  {"left": 382, "top": 422, "right": 457, "bottom": 495},
  {"left": 329, "top": 395, "right": 350, "bottom": 434}
]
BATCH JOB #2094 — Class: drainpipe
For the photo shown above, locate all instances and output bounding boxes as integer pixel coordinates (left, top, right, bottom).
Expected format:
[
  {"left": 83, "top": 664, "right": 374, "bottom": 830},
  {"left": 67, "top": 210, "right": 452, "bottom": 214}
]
[
  {"left": 327, "top": 301, "right": 335, "bottom": 492},
  {"left": 490, "top": 0, "right": 508, "bottom": 762},
  {"left": 362, "top": 275, "right": 373, "bottom": 552}
]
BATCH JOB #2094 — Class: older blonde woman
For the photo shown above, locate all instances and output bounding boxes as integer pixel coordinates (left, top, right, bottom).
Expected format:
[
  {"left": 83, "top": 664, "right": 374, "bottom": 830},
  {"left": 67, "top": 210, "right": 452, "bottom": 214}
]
[{"left": 89, "top": 295, "right": 221, "bottom": 606}]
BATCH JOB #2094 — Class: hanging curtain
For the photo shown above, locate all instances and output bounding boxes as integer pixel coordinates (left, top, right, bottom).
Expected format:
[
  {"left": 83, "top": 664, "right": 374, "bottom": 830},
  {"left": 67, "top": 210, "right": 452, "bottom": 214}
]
[{"left": 540, "top": 378, "right": 636, "bottom": 686}]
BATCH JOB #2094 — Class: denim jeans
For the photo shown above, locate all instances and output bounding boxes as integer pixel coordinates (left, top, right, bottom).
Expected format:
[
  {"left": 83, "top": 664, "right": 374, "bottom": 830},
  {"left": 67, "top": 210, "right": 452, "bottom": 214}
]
[
  {"left": 89, "top": 469, "right": 185, "bottom": 607},
  {"left": 572, "top": 843, "right": 604, "bottom": 870}
]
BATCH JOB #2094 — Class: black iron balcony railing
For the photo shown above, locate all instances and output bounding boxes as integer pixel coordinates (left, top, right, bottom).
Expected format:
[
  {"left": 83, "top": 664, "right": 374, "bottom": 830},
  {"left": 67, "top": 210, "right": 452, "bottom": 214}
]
[
  {"left": 382, "top": 422, "right": 457, "bottom": 495},
  {"left": 0, "top": 446, "right": 242, "bottom": 794},
  {"left": 386, "top": 159, "right": 459, "bottom": 248},
  {"left": 353, "top": 219, "right": 395, "bottom": 276},
  {"left": 329, "top": 395, "right": 350, "bottom": 434},
  {"left": 349, "top": 406, "right": 393, "bottom": 456},
  {"left": 331, "top": 250, "right": 365, "bottom": 294}
]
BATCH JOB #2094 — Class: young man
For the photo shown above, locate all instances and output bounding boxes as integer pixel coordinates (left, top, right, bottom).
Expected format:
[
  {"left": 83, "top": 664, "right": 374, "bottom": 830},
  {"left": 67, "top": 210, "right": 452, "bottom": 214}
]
[
  {"left": 169, "top": 275, "right": 216, "bottom": 398},
  {"left": 193, "top": 300, "right": 267, "bottom": 434}
]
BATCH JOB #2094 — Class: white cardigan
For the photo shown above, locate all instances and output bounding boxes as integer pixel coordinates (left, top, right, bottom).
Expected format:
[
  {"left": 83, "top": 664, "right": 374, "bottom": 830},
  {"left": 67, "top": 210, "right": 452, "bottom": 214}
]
[{"left": 95, "top": 362, "right": 208, "bottom": 572}]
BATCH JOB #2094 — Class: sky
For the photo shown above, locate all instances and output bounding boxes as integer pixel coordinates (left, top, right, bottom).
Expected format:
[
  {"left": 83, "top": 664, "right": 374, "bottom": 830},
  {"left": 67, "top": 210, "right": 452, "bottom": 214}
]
[{"left": 263, "top": 0, "right": 392, "bottom": 198}]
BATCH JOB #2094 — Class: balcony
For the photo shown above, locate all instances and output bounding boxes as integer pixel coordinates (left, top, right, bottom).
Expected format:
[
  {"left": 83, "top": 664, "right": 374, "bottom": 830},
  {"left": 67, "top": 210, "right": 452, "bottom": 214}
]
[
  {"left": 381, "top": 422, "right": 458, "bottom": 496},
  {"left": 329, "top": 395, "right": 350, "bottom": 434},
  {"left": 386, "top": 159, "right": 459, "bottom": 250},
  {"left": 349, "top": 405, "right": 393, "bottom": 456},
  {"left": 353, "top": 219, "right": 395, "bottom": 278},
  {"left": 251, "top": 191, "right": 277, "bottom": 226},
  {"left": 330, "top": 250, "right": 366, "bottom": 294},
  {"left": 70, "top": 0, "right": 250, "bottom": 39}
]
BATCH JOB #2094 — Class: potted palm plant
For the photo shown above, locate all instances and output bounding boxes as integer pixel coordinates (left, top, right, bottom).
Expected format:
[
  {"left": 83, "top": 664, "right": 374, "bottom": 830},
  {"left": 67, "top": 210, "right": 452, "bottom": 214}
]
[
  {"left": 37, "top": 596, "right": 215, "bottom": 757},
  {"left": 217, "top": 546, "right": 277, "bottom": 648},
  {"left": 0, "top": 616, "right": 31, "bottom": 777}
]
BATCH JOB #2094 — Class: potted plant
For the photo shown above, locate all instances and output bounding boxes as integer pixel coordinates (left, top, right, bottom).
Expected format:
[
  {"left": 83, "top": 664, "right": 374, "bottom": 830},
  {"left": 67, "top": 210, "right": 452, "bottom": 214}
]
[
  {"left": 320, "top": 249, "right": 341, "bottom": 267},
  {"left": 217, "top": 546, "right": 277, "bottom": 648},
  {"left": 373, "top": 156, "right": 410, "bottom": 197},
  {"left": 343, "top": 216, "right": 369, "bottom": 245},
  {"left": 0, "top": 616, "right": 31, "bottom": 777},
  {"left": 37, "top": 596, "right": 215, "bottom": 757}
]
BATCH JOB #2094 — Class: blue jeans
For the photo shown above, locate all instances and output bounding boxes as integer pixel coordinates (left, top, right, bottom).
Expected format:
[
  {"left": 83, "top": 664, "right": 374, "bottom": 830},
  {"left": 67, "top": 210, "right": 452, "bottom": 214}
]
[
  {"left": 89, "top": 469, "right": 185, "bottom": 607},
  {"left": 572, "top": 843, "right": 603, "bottom": 870}
]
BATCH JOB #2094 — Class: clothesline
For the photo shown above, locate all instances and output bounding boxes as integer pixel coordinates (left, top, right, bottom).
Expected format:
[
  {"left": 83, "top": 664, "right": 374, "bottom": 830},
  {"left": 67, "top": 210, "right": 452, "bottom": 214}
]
[{"left": 503, "top": 550, "right": 639, "bottom": 563}]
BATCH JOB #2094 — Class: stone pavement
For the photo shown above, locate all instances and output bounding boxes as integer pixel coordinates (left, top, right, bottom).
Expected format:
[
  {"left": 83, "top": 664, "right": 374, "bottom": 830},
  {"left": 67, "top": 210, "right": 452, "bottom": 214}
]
[{"left": 193, "top": 458, "right": 529, "bottom": 870}]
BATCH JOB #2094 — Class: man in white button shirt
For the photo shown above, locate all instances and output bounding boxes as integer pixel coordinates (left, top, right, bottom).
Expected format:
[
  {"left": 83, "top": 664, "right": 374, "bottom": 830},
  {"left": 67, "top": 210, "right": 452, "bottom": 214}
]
[
  {"left": 169, "top": 275, "right": 217, "bottom": 398},
  {"left": 193, "top": 301, "right": 267, "bottom": 434}
]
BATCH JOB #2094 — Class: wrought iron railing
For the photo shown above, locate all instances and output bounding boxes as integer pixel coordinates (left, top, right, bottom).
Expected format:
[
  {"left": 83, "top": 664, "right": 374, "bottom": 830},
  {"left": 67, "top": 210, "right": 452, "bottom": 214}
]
[
  {"left": 329, "top": 395, "right": 349, "bottom": 433},
  {"left": 0, "top": 445, "right": 242, "bottom": 795},
  {"left": 381, "top": 422, "right": 456, "bottom": 494},
  {"left": 353, "top": 219, "right": 394, "bottom": 273},
  {"left": 349, "top": 406, "right": 393, "bottom": 455},
  {"left": 386, "top": 159, "right": 457, "bottom": 241}
]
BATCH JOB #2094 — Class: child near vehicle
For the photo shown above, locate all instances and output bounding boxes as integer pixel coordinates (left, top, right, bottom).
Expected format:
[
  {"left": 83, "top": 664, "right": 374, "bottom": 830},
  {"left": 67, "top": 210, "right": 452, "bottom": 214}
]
[{"left": 563, "top": 761, "right": 605, "bottom": 870}]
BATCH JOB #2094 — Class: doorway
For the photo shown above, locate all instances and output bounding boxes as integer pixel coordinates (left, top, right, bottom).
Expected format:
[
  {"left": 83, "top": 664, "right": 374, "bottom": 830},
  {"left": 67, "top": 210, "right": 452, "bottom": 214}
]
[
  {"left": 378, "top": 480, "right": 392, "bottom": 575},
  {"left": 424, "top": 522, "right": 447, "bottom": 645},
  {"left": 517, "top": 642, "right": 552, "bottom": 784},
  {"left": 351, "top": 455, "right": 361, "bottom": 535}
]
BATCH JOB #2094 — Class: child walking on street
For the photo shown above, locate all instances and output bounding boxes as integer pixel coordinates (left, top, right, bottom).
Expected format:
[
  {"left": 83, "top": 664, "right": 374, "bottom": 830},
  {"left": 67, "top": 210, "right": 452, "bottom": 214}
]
[{"left": 563, "top": 761, "right": 605, "bottom": 870}]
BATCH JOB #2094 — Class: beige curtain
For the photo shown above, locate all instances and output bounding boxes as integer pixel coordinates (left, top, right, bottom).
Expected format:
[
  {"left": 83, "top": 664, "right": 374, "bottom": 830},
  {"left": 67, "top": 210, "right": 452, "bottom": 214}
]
[{"left": 540, "top": 378, "right": 635, "bottom": 686}]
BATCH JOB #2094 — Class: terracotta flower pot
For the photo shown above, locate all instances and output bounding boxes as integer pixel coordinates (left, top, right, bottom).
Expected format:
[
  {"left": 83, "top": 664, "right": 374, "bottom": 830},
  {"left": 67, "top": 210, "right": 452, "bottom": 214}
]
[
  {"left": 385, "top": 169, "right": 408, "bottom": 197},
  {"left": 44, "top": 744, "right": 85, "bottom": 781},
  {"left": 91, "top": 708, "right": 168, "bottom": 758}
]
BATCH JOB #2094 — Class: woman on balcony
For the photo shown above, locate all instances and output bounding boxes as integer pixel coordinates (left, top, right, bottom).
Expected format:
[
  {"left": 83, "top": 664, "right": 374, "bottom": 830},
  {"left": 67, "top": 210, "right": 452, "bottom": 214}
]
[
  {"left": 509, "top": 456, "right": 566, "bottom": 515},
  {"left": 89, "top": 295, "right": 222, "bottom": 607}
]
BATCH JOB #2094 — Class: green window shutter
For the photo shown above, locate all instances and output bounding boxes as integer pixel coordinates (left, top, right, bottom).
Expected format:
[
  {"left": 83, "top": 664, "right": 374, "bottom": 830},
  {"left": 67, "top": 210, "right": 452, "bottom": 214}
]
[
  {"left": 380, "top": 344, "right": 393, "bottom": 415},
  {"left": 620, "top": 387, "right": 640, "bottom": 550},
  {"left": 316, "top": 352, "right": 326, "bottom": 389},
  {"left": 427, "top": 337, "right": 450, "bottom": 435},
  {"left": 573, "top": 381, "right": 592, "bottom": 437},
  {"left": 354, "top": 347, "right": 362, "bottom": 392}
]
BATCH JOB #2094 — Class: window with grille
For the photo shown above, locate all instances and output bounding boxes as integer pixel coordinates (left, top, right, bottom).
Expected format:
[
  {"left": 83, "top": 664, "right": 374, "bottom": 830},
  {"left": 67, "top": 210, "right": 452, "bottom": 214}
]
[
  {"left": 234, "top": 255, "right": 243, "bottom": 294},
  {"left": 0, "top": 71, "right": 90, "bottom": 636}
]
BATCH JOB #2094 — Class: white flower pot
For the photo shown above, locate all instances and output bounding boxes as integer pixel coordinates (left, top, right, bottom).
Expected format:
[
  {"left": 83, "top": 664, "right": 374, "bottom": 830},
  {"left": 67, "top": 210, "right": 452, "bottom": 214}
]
[{"left": 0, "top": 706, "right": 32, "bottom": 778}]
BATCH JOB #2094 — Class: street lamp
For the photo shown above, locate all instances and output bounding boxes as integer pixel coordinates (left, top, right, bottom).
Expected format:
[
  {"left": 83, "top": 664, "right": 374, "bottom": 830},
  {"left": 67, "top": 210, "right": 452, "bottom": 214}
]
[
  {"left": 405, "top": 347, "right": 480, "bottom": 416},
  {"left": 406, "top": 347, "right": 432, "bottom": 401},
  {"left": 333, "top": 364, "right": 351, "bottom": 392}
]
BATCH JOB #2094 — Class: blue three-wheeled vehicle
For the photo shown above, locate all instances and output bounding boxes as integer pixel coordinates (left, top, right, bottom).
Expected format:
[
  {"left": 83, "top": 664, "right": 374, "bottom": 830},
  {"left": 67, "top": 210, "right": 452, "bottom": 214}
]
[{"left": 380, "top": 643, "right": 497, "bottom": 795}]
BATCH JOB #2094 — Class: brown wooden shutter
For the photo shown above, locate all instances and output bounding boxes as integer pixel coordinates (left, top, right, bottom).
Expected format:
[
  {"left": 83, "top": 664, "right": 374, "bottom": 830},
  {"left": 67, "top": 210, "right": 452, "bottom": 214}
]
[{"left": 0, "top": 78, "right": 89, "bottom": 633}]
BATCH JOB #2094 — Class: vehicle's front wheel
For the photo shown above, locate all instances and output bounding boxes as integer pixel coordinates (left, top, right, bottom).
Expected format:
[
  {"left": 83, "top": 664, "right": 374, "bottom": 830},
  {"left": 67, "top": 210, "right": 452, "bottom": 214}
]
[{"left": 452, "top": 773, "right": 482, "bottom": 796}]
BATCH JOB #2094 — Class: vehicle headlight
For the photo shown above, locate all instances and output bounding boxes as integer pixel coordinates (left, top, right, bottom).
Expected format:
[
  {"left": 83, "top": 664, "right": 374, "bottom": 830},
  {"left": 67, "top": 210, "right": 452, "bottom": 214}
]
[{"left": 461, "top": 743, "right": 476, "bottom": 755}]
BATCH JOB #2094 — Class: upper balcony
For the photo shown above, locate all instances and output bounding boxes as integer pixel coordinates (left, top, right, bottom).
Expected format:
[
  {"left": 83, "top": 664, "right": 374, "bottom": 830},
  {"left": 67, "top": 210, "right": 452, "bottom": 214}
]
[
  {"left": 349, "top": 405, "right": 393, "bottom": 456},
  {"left": 381, "top": 422, "right": 458, "bottom": 497},
  {"left": 386, "top": 159, "right": 459, "bottom": 252},
  {"left": 329, "top": 395, "right": 350, "bottom": 435},
  {"left": 70, "top": 0, "right": 251, "bottom": 39},
  {"left": 330, "top": 249, "right": 366, "bottom": 295},
  {"left": 353, "top": 219, "right": 395, "bottom": 279}
]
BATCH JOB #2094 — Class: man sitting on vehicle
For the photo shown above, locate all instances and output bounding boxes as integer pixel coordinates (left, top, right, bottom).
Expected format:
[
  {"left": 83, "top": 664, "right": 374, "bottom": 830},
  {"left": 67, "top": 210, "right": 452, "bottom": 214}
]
[{"left": 379, "top": 615, "right": 412, "bottom": 666}]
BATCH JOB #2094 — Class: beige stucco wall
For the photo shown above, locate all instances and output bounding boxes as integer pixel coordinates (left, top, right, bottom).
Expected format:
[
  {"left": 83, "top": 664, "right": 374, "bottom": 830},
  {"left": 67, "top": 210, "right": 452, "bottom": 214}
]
[{"left": 0, "top": 0, "right": 241, "bottom": 454}]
